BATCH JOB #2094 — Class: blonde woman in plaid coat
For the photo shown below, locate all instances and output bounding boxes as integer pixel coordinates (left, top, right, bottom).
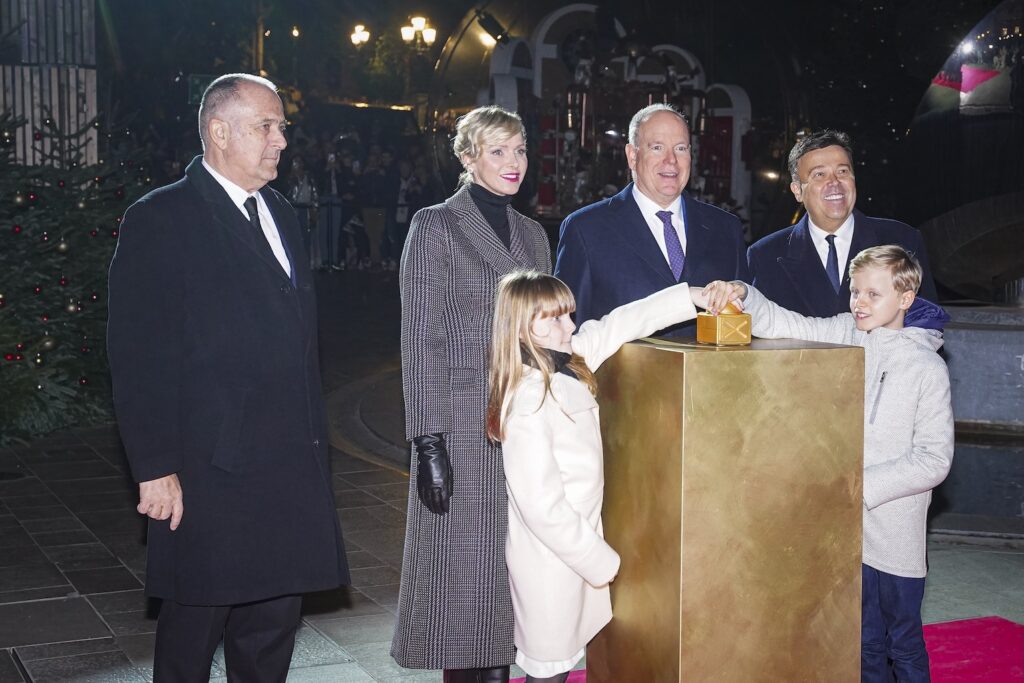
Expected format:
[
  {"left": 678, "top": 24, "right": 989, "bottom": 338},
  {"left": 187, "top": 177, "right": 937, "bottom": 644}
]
[{"left": 390, "top": 106, "right": 552, "bottom": 682}]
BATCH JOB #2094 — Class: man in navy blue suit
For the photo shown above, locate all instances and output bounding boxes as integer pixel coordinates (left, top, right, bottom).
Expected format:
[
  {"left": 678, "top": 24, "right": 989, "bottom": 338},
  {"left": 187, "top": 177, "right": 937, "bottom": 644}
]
[
  {"left": 555, "top": 103, "right": 749, "bottom": 337},
  {"left": 747, "top": 130, "right": 937, "bottom": 317}
]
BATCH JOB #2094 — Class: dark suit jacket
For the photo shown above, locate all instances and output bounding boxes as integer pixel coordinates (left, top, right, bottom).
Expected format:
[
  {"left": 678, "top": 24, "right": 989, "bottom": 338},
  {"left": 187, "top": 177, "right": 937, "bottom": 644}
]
[
  {"left": 555, "top": 184, "right": 750, "bottom": 337},
  {"left": 747, "top": 211, "right": 938, "bottom": 318},
  {"left": 107, "top": 157, "right": 349, "bottom": 605}
]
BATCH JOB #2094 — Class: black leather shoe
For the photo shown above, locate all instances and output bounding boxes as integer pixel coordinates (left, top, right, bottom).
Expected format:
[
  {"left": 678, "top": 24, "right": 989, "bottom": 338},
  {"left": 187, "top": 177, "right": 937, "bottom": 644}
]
[
  {"left": 443, "top": 669, "right": 481, "bottom": 683},
  {"left": 479, "top": 666, "right": 510, "bottom": 683}
]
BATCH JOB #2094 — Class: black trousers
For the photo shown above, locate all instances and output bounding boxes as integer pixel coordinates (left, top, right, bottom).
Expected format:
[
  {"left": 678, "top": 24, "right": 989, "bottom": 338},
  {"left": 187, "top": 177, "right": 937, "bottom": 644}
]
[{"left": 153, "top": 595, "right": 303, "bottom": 682}]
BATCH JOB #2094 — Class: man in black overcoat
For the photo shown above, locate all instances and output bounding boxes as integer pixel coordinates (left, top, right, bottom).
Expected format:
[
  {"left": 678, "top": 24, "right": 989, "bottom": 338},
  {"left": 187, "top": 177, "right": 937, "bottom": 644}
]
[{"left": 107, "top": 73, "right": 349, "bottom": 681}]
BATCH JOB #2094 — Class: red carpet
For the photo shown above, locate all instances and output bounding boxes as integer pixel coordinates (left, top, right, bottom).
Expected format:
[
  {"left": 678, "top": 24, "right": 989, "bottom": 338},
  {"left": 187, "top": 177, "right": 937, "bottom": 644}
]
[
  {"left": 925, "top": 616, "right": 1024, "bottom": 682},
  {"left": 511, "top": 617, "right": 1023, "bottom": 682}
]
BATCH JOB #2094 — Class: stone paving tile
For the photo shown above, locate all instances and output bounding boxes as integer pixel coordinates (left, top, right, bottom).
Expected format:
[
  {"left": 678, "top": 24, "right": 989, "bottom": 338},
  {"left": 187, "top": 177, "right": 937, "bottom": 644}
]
[
  {"left": 47, "top": 476, "right": 133, "bottom": 497},
  {"left": 356, "top": 584, "right": 401, "bottom": 612},
  {"left": 285, "top": 624, "right": 354, "bottom": 667},
  {"left": 0, "top": 543, "right": 48, "bottom": 568},
  {"left": 340, "top": 550, "right": 387, "bottom": 571},
  {"left": 212, "top": 662, "right": 374, "bottom": 683},
  {"left": 336, "top": 490, "right": 390, "bottom": 509},
  {"left": 0, "top": 586, "right": 76, "bottom": 605},
  {"left": 65, "top": 566, "right": 144, "bottom": 595},
  {"left": 343, "top": 528, "right": 406, "bottom": 567},
  {"left": 0, "top": 561, "right": 67, "bottom": 593},
  {"left": 364, "top": 505, "right": 406, "bottom": 529},
  {"left": 31, "top": 528, "right": 98, "bottom": 546},
  {"left": 313, "top": 613, "right": 398, "bottom": 648},
  {"left": 360, "top": 482, "right": 411, "bottom": 504},
  {"left": 0, "top": 525, "right": 33, "bottom": 549},
  {"left": 20, "top": 516, "right": 86, "bottom": 533},
  {"left": 5, "top": 495, "right": 63, "bottom": 511},
  {"left": 331, "top": 453, "right": 382, "bottom": 475},
  {"left": 102, "top": 610, "right": 159, "bottom": 637},
  {"left": 11, "top": 506, "right": 74, "bottom": 524},
  {"left": 0, "top": 649, "right": 25, "bottom": 683},
  {"left": 77, "top": 510, "right": 148, "bottom": 536},
  {"left": 14, "top": 636, "right": 119, "bottom": 662},
  {"left": 43, "top": 543, "right": 122, "bottom": 571},
  {"left": 60, "top": 490, "right": 138, "bottom": 513},
  {"left": 338, "top": 507, "right": 392, "bottom": 533},
  {"left": 349, "top": 566, "right": 402, "bottom": 590},
  {"left": 86, "top": 589, "right": 150, "bottom": 615},
  {"left": 114, "top": 633, "right": 155, "bottom": 678},
  {"left": 21, "top": 649, "right": 147, "bottom": 682},
  {"left": 375, "top": 671, "right": 443, "bottom": 683},
  {"left": 0, "top": 597, "right": 110, "bottom": 649},
  {"left": 0, "top": 477, "right": 48, "bottom": 497},
  {"left": 338, "top": 470, "right": 408, "bottom": 488},
  {"left": 27, "top": 460, "right": 121, "bottom": 481},
  {"left": 304, "top": 588, "right": 388, "bottom": 622},
  {"left": 17, "top": 448, "right": 102, "bottom": 464},
  {"left": 338, "top": 641, "right": 417, "bottom": 680}
]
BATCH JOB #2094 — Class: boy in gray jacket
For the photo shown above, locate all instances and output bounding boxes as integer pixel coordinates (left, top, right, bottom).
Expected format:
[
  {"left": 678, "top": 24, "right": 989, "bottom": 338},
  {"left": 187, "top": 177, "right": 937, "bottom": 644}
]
[{"left": 699, "top": 245, "right": 953, "bottom": 682}]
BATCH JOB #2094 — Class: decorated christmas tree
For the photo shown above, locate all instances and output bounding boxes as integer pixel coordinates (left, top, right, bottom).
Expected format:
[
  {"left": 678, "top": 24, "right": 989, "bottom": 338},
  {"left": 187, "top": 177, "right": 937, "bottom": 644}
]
[{"left": 0, "top": 112, "right": 148, "bottom": 445}]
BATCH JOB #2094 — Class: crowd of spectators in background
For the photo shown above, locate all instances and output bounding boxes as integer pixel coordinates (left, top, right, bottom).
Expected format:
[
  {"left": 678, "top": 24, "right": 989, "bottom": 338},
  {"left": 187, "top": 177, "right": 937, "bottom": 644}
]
[{"left": 279, "top": 126, "right": 445, "bottom": 271}]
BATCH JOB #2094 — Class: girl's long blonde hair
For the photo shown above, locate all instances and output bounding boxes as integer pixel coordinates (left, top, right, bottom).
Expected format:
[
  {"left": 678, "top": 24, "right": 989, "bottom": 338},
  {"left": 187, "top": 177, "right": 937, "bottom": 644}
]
[{"left": 486, "top": 271, "right": 597, "bottom": 441}]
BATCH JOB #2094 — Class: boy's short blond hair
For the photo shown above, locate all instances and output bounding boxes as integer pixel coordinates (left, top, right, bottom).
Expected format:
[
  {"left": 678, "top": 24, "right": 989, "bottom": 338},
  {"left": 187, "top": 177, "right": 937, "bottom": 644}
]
[{"left": 848, "top": 245, "right": 923, "bottom": 294}]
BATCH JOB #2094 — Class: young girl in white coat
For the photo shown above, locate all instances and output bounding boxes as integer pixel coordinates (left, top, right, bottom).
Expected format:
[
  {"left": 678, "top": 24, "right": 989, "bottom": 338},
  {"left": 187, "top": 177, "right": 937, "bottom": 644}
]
[{"left": 486, "top": 271, "right": 731, "bottom": 682}]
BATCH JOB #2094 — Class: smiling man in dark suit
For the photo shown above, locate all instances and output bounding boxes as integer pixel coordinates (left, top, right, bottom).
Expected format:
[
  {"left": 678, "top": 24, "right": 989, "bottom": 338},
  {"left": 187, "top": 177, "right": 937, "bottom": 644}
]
[
  {"left": 107, "top": 74, "right": 348, "bottom": 681},
  {"left": 747, "top": 130, "right": 937, "bottom": 317},
  {"left": 555, "top": 103, "right": 749, "bottom": 337}
]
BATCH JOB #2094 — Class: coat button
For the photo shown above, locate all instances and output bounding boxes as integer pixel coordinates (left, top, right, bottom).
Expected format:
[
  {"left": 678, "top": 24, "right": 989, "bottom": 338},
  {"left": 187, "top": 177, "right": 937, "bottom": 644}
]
[
  {"left": 280, "top": 285, "right": 289, "bottom": 293},
  {"left": 312, "top": 439, "right": 320, "bottom": 447}
]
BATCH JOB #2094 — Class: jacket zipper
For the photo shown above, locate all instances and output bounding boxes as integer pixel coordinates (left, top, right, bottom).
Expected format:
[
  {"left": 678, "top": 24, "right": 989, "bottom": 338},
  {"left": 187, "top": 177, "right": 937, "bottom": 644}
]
[{"left": 869, "top": 371, "right": 887, "bottom": 424}]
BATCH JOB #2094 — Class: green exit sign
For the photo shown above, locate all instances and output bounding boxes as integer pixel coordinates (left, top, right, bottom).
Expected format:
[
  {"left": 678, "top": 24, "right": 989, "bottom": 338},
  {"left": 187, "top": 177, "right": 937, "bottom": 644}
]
[{"left": 188, "top": 74, "right": 216, "bottom": 105}]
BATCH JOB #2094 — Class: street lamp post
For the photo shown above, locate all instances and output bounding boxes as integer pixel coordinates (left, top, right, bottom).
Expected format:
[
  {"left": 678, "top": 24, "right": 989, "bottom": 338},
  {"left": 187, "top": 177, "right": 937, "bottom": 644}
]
[
  {"left": 350, "top": 24, "right": 370, "bottom": 48},
  {"left": 399, "top": 16, "right": 436, "bottom": 128},
  {"left": 400, "top": 16, "right": 436, "bottom": 53}
]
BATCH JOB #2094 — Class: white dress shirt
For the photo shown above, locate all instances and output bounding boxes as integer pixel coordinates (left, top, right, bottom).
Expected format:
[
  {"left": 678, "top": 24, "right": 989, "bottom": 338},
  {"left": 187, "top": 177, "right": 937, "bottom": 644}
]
[
  {"left": 202, "top": 159, "right": 292, "bottom": 277},
  {"left": 807, "top": 213, "right": 854, "bottom": 281},
  {"left": 632, "top": 185, "right": 687, "bottom": 265}
]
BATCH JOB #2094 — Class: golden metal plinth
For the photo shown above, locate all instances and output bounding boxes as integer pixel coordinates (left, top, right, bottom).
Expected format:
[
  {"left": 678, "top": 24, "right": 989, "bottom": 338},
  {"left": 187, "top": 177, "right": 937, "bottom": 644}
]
[
  {"left": 696, "top": 302, "right": 751, "bottom": 346},
  {"left": 588, "top": 338, "right": 864, "bottom": 682}
]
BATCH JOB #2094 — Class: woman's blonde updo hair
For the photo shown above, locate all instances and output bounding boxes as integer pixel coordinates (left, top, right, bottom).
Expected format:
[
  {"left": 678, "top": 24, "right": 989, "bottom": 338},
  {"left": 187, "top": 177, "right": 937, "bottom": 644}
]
[{"left": 452, "top": 106, "right": 526, "bottom": 187}]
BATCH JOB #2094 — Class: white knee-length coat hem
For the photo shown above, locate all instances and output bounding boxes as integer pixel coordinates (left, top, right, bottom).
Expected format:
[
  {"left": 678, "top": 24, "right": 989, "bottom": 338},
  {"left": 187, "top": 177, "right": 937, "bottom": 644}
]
[{"left": 501, "top": 282, "right": 697, "bottom": 663}]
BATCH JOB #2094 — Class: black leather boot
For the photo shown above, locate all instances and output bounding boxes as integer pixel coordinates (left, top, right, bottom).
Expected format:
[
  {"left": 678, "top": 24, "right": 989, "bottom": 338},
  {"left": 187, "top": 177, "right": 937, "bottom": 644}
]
[
  {"left": 443, "top": 669, "right": 481, "bottom": 683},
  {"left": 479, "top": 666, "right": 510, "bottom": 683}
]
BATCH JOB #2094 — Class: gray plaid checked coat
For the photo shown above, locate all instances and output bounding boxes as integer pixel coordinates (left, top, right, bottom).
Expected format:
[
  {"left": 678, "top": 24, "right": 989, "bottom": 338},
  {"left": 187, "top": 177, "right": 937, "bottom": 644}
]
[{"left": 391, "top": 184, "right": 552, "bottom": 670}]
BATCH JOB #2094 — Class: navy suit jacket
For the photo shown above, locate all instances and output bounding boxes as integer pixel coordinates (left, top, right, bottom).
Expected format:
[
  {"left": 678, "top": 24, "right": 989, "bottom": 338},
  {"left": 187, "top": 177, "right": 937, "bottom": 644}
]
[
  {"left": 555, "top": 184, "right": 749, "bottom": 337},
  {"left": 746, "top": 210, "right": 938, "bottom": 318}
]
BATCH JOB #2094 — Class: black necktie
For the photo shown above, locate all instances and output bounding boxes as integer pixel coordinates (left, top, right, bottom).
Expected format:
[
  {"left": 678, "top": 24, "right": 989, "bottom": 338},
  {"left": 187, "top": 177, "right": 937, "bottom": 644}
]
[
  {"left": 825, "top": 234, "right": 841, "bottom": 293},
  {"left": 243, "top": 196, "right": 262, "bottom": 232}
]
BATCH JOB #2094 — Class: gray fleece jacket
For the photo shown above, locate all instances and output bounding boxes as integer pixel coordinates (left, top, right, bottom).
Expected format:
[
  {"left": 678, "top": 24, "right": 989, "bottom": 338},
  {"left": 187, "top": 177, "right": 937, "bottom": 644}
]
[{"left": 742, "top": 285, "right": 954, "bottom": 578}]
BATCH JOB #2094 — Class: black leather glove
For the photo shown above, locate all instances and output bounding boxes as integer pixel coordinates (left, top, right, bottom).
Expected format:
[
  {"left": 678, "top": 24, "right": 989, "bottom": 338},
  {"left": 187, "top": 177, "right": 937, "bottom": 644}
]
[{"left": 414, "top": 433, "right": 452, "bottom": 514}]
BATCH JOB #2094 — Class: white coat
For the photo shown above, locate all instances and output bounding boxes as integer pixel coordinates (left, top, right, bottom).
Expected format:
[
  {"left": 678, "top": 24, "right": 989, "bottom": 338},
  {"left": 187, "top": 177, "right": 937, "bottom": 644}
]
[{"left": 500, "top": 282, "right": 697, "bottom": 671}]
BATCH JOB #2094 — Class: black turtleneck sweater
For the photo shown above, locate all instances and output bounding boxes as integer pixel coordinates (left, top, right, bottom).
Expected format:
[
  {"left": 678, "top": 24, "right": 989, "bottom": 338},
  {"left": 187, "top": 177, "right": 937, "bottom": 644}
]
[{"left": 469, "top": 182, "right": 512, "bottom": 250}]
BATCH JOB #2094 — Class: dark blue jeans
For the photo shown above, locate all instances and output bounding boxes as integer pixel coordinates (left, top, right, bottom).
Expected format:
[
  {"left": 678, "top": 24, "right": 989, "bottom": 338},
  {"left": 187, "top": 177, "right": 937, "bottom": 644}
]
[{"left": 861, "top": 563, "right": 930, "bottom": 682}]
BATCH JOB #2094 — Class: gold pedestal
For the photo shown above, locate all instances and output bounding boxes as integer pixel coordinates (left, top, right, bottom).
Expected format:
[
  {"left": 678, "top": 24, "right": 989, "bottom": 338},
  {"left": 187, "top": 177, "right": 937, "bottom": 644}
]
[{"left": 588, "top": 338, "right": 864, "bottom": 682}]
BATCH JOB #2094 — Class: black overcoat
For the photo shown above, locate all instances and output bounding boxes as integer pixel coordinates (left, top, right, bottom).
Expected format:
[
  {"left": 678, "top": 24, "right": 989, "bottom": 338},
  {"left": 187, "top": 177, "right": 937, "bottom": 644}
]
[{"left": 108, "top": 157, "right": 349, "bottom": 606}]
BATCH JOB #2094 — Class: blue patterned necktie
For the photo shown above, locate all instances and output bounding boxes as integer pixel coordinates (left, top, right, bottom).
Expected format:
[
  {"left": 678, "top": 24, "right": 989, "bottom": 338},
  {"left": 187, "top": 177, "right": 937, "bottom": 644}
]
[
  {"left": 655, "top": 210, "right": 685, "bottom": 281},
  {"left": 825, "top": 234, "right": 841, "bottom": 293}
]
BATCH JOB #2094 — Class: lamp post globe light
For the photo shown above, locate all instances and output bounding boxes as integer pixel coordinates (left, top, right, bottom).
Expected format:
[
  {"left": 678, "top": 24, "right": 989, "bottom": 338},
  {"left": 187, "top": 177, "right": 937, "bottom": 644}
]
[
  {"left": 351, "top": 24, "right": 370, "bottom": 48},
  {"left": 401, "top": 15, "right": 435, "bottom": 53}
]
